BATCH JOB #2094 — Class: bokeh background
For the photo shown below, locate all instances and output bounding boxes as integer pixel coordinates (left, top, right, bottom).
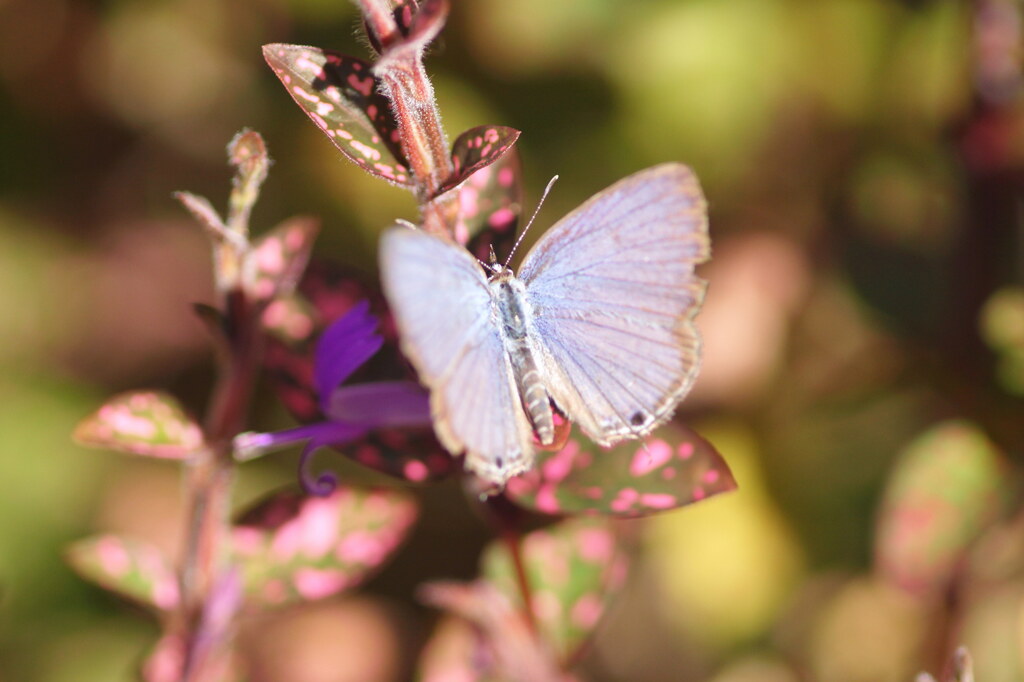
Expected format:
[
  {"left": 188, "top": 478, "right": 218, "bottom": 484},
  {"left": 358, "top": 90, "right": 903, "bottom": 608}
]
[{"left": 1, "top": 0, "right": 1022, "bottom": 680}]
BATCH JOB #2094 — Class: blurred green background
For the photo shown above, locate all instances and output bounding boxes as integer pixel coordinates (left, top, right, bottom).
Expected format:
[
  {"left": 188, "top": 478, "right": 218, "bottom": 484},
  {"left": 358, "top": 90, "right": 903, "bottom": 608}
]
[{"left": 1, "top": 0, "right": 1022, "bottom": 680}]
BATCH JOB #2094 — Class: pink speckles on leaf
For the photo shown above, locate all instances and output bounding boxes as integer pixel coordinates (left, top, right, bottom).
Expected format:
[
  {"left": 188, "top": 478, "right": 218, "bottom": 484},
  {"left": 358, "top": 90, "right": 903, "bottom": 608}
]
[
  {"left": 570, "top": 593, "right": 604, "bottom": 629},
  {"left": 639, "top": 493, "right": 677, "bottom": 509},
  {"left": 66, "top": 535, "right": 178, "bottom": 612},
  {"left": 262, "top": 44, "right": 411, "bottom": 186},
  {"left": 630, "top": 439, "right": 673, "bottom": 476},
  {"left": 73, "top": 391, "right": 204, "bottom": 460},
  {"left": 480, "top": 518, "right": 628, "bottom": 664},
  {"left": 404, "top": 459, "right": 429, "bottom": 481},
  {"left": 233, "top": 485, "right": 417, "bottom": 609},
  {"left": 294, "top": 568, "right": 350, "bottom": 600},
  {"left": 609, "top": 488, "right": 639, "bottom": 513},
  {"left": 506, "top": 424, "right": 735, "bottom": 518}
]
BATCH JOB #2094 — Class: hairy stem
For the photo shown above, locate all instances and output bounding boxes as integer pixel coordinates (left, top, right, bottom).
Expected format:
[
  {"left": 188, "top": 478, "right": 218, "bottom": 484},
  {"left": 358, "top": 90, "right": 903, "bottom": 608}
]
[{"left": 360, "top": 0, "right": 456, "bottom": 236}]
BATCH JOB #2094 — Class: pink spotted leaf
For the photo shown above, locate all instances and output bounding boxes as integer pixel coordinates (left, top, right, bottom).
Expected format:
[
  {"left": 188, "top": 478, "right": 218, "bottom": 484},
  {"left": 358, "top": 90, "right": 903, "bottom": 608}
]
[
  {"left": 876, "top": 421, "right": 1008, "bottom": 596},
  {"left": 437, "top": 125, "right": 521, "bottom": 198},
  {"left": 73, "top": 391, "right": 204, "bottom": 460},
  {"left": 232, "top": 485, "right": 418, "bottom": 609},
  {"left": 460, "top": 147, "right": 523, "bottom": 261},
  {"left": 66, "top": 535, "right": 180, "bottom": 612},
  {"left": 242, "top": 216, "right": 319, "bottom": 302},
  {"left": 480, "top": 517, "right": 629, "bottom": 664},
  {"left": 262, "top": 44, "right": 411, "bottom": 186},
  {"left": 506, "top": 424, "right": 735, "bottom": 517}
]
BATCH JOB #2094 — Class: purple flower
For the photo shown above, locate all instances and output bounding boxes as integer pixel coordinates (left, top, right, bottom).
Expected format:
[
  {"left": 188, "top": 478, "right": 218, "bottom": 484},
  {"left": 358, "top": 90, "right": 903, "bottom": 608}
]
[{"left": 235, "top": 301, "right": 431, "bottom": 493}]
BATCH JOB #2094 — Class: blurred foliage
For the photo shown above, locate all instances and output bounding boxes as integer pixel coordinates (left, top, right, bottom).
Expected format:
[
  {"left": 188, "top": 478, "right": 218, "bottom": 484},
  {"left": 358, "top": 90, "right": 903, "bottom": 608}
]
[{"left": 1, "top": 0, "right": 1021, "bottom": 680}]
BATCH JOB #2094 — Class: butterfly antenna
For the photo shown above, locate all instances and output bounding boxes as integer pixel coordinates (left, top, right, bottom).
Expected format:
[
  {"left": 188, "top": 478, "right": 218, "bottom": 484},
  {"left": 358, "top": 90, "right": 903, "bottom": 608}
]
[{"left": 503, "top": 174, "right": 560, "bottom": 268}]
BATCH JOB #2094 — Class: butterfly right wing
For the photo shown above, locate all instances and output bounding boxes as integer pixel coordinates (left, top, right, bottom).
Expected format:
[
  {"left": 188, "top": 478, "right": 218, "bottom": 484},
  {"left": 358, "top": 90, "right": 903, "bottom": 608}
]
[{"left": 379, "top": 227, "right": 535, "bottom": 484}]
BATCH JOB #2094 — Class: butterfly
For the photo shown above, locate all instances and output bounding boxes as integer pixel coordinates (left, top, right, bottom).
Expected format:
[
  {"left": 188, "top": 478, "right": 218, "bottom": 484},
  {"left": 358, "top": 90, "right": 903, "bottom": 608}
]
[{"left": 379, "top": 163, "right": 709, "bottom": 486}]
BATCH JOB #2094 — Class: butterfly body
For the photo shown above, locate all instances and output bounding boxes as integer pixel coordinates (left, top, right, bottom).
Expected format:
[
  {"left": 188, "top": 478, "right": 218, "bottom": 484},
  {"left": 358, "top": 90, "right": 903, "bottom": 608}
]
[
  {"left": 490, "top": 267, "right": 556, "bottom": 448},
  {"left": 380, "top": 163, "right": 709, "bottom": 485}
]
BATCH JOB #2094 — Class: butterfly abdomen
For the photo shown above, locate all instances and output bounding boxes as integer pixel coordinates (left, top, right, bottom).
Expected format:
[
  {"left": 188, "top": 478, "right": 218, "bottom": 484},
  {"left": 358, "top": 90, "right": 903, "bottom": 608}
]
[{"left": 493, "top": 274, "right": 555, "bottom": 446}]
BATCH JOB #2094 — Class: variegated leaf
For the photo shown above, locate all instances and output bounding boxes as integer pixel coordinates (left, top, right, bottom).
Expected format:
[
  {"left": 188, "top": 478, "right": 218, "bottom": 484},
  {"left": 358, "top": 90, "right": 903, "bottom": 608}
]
[
  {"left": 438, "top": 125, "right": 521, "bottom": 197},
  {"left": 66, "top": 535, "right": 179, "bottom": 611},
  {"left": 876, "top": 421, "right": 1007, "bottom": 595},
  {"left": 506, "top": 424, "right": 735, "bottom": 517},
  {"left": 263, "top": 44, "right": 411, "bottom": 185},
  {"left": 73, "top": 391, "right": 204, "bottom": 460},
  {"left": 480, "top": 517, "right": 629, "bottom": 663},
  {"left": 233, "top": 486, "right": 417, "bottom": 608}
]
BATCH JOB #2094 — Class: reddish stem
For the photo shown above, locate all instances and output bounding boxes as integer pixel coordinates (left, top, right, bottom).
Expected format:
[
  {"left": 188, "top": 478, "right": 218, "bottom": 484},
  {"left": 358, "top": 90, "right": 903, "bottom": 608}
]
[
  {"left": 179, "top": 291, "right": 262, "bottom": 681},
  {"left": 502, "top": 531, "right": 540, "bottom": 636},
  {"left": 360, "top": 0, "right": 456, "bottom": 236}
]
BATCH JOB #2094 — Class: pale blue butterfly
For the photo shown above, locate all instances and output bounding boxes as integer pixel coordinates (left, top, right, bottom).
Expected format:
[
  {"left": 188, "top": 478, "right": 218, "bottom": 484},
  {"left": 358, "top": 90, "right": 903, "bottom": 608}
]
[{"left": 379, "top": 163, "right": 709, "bottom": 486}]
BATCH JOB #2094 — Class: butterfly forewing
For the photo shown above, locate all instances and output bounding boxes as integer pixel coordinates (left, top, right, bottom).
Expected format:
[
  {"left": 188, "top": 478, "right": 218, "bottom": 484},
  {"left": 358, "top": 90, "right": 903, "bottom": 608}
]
[
  {"left": 519, "top": 163, "right": 709, "bottom": 444},
  {"left": 379, "top": 228, "right": 535, "bottom": 482}
]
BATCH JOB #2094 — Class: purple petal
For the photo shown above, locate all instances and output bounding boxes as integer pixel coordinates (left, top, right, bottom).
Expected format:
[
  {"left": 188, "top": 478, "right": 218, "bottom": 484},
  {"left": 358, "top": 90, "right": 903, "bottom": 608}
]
[
  {"left": 235, "top": 421, "right": 367, "bottom": 461},
  {"left": 314, "top": 300, "right": 383, "bottom": 410},
  {"left": 325, "top": 381, "right": 431, "bottom": 429}
]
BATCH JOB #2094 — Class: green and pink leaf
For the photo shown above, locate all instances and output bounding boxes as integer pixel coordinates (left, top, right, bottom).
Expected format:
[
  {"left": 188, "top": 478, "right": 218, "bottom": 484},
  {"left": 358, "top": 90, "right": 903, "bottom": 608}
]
[
  {"left": 875, "top": 421, "right": 1008, "bottom": 595},
  {"left": 73, "top": 391, "right": 204, "bottom": 460},
  {"left": 506, "top": 424, "right": 735, "bottom": 517},
  {"left": 66, "top": 535, "right": 179, "bottom": 611},
  {"left": 438, "top": 126, "right": 521, "bottom": 197},
  {"left": 232, "top": 486, "right": 417, "bottom": 608},
  {"left": 263, "top": 44, "right": 411, "bottom": 185},
  {"left": 480, "top": 517, "right": 629, "bottom": 663}
]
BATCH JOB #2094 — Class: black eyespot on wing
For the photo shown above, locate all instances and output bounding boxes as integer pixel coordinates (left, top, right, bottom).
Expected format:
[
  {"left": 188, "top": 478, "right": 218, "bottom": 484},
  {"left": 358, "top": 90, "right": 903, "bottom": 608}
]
[
  {"left": 495, "top": 456, "right": 504, "bottom": 469},
  {"left": 630, "top": 411, "right": 646, "bottom": 427}
]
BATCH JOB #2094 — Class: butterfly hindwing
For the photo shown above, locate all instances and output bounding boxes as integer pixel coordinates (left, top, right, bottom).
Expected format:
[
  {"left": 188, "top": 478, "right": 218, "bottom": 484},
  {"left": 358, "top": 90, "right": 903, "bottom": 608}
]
[
  {"left": 519, "top": 163, "right": 709, "bottom": 444},
  {"left": 379, "top": 228, "right": 535, "bottom": 482}
]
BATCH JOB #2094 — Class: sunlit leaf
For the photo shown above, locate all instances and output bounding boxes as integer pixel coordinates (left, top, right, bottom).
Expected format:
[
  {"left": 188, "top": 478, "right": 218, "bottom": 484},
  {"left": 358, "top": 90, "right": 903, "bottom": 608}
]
[
  {"left": 233, "top": 486, "right": 417, "bottom": 608},
  {"left": 262, "top": 44, "right": 411, "bottom": 186},
  {"left": 506, "top": 424, "right": 735, "bottom": 517},
  {"left": 480, "top": 517, "right": 629, "bottom": 663},
  {"left": 73, "top": 391, "right": 204, "bottom": 460},
  {"left": 242, "top": 217, "right": 319, "bottom": 302},
  {"left": 66, "top": 535, "right": 179, "bottom": 611},
  {"left": 875, "top": 421, "right": 1008, "bottom": 595},
  {"left": 438, "top": 125, "right": 521, "bottom": 197},
  {"left": 460, "top": 146, "right": 523, "bottom": 262}
]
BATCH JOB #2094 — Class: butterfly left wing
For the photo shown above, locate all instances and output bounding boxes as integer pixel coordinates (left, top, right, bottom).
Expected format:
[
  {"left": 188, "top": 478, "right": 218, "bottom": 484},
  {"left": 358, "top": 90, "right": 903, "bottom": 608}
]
[
  {"left": 518, "top": 163, "right": 709, "bottom": 445},
  {"left": 379, "top": 227, "right": 535, "bottom": 484}
]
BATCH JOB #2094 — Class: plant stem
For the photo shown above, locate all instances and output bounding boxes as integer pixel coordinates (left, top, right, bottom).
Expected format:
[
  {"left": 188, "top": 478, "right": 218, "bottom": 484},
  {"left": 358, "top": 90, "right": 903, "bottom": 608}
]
[
  {"left": 179, "top": 290, "right": 262, "bottom": 681},
  {"left": 503, "top": 531, "right": 539, "bottom": 636}
]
